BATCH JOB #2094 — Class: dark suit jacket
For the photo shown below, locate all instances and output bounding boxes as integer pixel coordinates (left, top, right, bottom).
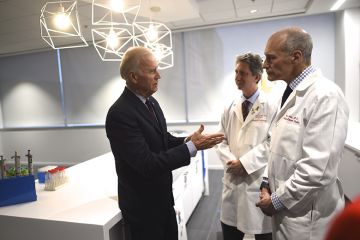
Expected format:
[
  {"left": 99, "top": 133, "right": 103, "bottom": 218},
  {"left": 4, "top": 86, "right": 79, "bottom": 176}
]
[{"left": 106, "top": 87, "right": 191, "bottom": 223}]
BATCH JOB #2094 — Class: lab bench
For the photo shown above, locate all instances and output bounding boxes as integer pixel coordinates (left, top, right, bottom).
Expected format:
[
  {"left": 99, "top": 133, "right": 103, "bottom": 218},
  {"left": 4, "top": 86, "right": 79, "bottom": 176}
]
[{"left": 0, "top": 151, "right": 207, "bottom": 240}]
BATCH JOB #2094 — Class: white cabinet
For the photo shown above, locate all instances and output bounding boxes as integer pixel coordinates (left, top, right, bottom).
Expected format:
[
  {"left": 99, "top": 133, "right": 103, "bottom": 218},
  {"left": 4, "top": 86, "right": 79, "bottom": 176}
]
[
  {"left": 172, "top": 150, "right": 206, "bottom": 236},
  {"left": 338, "top": 147, "right": 360, "bottom": 200},
  {"left": 174, "top": 194, "right": 188, "bottom": 240},
  {"left": 182, "top": 154, "right": 204, "bottom": 223}
]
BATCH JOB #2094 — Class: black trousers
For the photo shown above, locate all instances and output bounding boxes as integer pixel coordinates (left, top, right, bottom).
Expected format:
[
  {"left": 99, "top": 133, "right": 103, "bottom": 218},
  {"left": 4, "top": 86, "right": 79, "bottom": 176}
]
[
  {"left": 123, "top": 207, "right": 178, "bottom": 240},
  {"left": 221, "top": 221, "right": 272, "bottom": 240}
]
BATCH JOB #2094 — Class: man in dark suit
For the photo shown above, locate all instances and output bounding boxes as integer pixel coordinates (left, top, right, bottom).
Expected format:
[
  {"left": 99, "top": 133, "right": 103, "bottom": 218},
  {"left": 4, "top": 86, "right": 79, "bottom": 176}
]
[{"left": 106, "top": 46, "right": 224, "bottom": 240}]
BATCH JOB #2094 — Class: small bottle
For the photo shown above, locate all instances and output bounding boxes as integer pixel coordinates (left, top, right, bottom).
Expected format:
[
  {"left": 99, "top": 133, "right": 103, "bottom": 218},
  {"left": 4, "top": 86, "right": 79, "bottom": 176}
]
[
  {"left": 26, "top": 150, "right": 33, "bottom": 175},
  {"left": 0, "top": 156, "right": 6, "bottom": 180},
  {"left": 11, "top": 151, "right": 21, "bottom": 177}
]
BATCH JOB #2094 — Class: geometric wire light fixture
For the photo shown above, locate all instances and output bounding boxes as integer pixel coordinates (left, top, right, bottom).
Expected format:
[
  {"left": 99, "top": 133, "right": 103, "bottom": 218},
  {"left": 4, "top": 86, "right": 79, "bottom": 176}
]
[
  {"left": 133, "top": 21, "right": 173, "bottom": 69},
  {"left": 92, "top": 0, "right": 141, "bottom": 25},
  {"left": 91, "top": 0, "right": 173, "bottom": 68},
  {"left": 40, "top": 1, "right": 88, "bottom": 49},
  {"left": 91, "top": 0, "right": 140, "bottom": 61},
  {"left": 92, "top": 26, "right": 134, "bottom": 61},
  {"left": 40, "top": 0, "right": 174, "bottom": 69}
]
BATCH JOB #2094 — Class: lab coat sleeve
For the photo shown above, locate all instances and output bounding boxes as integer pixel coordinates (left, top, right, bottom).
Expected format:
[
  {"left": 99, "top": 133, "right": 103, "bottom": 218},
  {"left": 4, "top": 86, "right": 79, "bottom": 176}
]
[
  {"left": 240, "top": 133, "right": 271, "bottom": 175},
  {"left": 277, "top": 91, "right": 349, "bottom": 211},
  {"left": 214, "top": 105, "right": 237, "bottom": 168},
  {"left": 240, "top": 96, "right": 279, "bottom": 175}
]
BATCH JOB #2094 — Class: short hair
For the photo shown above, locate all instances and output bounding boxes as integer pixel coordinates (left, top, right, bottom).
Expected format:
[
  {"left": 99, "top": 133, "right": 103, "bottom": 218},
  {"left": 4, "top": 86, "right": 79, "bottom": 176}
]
[
  {"left": 120, "top": 47, "right": 153, "bottom": 80},
  {"left": 278, "top": 27, "right": 313, "bottom": 64},
  {"left": 235, "top": 52, "right": 263, "bottom": 77}
]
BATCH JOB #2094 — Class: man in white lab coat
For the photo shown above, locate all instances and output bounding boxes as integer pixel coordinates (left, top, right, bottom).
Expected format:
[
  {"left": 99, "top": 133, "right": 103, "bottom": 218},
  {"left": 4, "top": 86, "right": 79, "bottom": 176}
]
[
  {"left": 215, "top": 53, "right": 282, "bottom": 240},
  {"left": 238, "top": 27, "right": 349, "bottom": 240}
]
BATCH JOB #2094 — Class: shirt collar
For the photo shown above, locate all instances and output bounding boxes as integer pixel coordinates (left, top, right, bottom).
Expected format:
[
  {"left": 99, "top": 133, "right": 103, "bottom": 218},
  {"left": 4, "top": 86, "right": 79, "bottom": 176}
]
[
  {"left": 126, "top": 86, "right": 147, "bottom": 104},
  {"left": 242, "top": 88, "right": 259, "bottom": 105},
  {"left": 288, "top": 65, "right": 316, "bottom": 90}
]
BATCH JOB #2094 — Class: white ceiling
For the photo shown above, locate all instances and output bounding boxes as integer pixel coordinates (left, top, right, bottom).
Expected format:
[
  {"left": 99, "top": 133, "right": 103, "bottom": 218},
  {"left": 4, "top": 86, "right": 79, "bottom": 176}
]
[{"left": 0, "top": 0, "right": 359, "bottom": 56}]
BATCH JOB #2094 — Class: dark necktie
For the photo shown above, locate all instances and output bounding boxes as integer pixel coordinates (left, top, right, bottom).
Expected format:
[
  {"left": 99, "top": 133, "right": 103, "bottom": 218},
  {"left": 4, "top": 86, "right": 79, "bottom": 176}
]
[
  {"left": 281, "top": 85, "right": 293, "bottom": 107},
  {"left": 242, "top": 100, "right": 251, "bottom": 121},
  {"left": 145, "top": 99, "right": 158, "bottom": 123}
]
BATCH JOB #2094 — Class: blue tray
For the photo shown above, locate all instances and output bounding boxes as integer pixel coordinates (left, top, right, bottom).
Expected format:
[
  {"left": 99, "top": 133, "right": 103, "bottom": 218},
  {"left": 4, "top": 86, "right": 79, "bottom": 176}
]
[{"left": 0, "top": 175, "right": 37, "bottom": 207}]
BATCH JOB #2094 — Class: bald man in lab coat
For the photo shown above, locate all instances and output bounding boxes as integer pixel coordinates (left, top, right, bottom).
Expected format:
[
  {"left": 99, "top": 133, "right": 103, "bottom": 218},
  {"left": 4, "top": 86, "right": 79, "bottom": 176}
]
[{"left": 234, "top": 27, "right": 349, "bottom": 240}]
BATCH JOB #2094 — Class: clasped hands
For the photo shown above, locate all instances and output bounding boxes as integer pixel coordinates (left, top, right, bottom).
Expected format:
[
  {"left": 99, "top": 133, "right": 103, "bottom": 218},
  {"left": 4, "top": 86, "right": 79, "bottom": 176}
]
[
  {"left": 188, "top": 124, "right": 225, "bottom": 150},
  {"left": 226, "top": 159, "right": 247, "bottom": 176},
  {"left": 255, "top": 188, "right": 277, "bottom": 216}
]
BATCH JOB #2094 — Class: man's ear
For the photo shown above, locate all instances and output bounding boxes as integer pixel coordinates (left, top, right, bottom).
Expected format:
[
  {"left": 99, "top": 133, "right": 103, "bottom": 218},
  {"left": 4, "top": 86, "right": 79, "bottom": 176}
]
[
  {"left": 129, "top": 72, "right": 138, "bottom": 83},
  {"left": 255, "top": 73, "right": 261, "bottom": 83},
  {"left": 292, "top": 50, "right": 303, "bottom": 63}
]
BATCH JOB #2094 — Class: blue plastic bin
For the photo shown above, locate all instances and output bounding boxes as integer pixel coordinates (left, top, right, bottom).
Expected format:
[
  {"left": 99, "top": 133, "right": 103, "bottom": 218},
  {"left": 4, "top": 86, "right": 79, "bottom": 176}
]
[{"left": 0, "top": 175, "right": 37, "bottom": 207}]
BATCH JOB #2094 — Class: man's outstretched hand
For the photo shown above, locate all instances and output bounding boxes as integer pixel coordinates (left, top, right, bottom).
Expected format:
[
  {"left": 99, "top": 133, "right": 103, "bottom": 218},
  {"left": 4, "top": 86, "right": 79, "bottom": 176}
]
[{"left": 189, "top": 124, "right": 224, "bottom": 150}]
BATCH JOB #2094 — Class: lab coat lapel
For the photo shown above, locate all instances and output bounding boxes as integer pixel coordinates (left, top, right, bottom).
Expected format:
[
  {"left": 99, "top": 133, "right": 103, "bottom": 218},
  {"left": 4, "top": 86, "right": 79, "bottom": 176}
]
[
  {"left": 242, "top": 95, "right": 264, "bottom": 128},
  {"left": 233, "top": 99, "right": 245, "bottom": 124},
  {"left": 275, "top": 70, "right": 320, "bottom": 122}
]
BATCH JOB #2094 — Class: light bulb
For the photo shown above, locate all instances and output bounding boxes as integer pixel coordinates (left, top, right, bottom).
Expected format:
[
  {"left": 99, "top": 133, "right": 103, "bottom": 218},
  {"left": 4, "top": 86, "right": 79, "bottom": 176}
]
[
  {"left": 146, "top": 24, "right": 158, "bottom": 42},
  {"left": 153, "top": 46, "right": 163, "bottom": 61},
  {"left": 110, "top": 0, "right": 124, "bottom": 12},
  {"left": 54, "top": 12, "right": 71, "bottom": 30},
  {"left": 106, "top": 29, "right": 119, "bottom": 49}
]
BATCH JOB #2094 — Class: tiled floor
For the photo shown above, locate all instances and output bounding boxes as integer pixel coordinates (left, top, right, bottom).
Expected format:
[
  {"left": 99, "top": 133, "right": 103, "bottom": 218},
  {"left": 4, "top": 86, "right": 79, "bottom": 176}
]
[{"left": 186, "top": 169, "right": 255, "bottom": 240}]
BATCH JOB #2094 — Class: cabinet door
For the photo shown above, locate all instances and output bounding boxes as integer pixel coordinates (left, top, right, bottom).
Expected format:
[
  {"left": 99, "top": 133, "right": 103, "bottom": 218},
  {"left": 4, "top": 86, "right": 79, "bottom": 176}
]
[
  {"left": 338, "top": 147, "right": 360, "bottom": 200},
  {"left": 191, "top": 155, "right": 204, "bottom": 208},
  {"left": 174, "top": 195, "right": 188, "bottom": 240},
  {"left": 182, "top": 169, "right": 193, "bottom": 223}
]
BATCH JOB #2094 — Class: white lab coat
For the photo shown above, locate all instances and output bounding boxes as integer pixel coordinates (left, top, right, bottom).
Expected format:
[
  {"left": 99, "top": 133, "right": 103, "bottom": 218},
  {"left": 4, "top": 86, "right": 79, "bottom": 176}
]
[
  {"left": 241, "top": 70, "right": 349, "bottom": 240},
  {"left": 215, "top": 90, "right": 281, "bottom": 234}
]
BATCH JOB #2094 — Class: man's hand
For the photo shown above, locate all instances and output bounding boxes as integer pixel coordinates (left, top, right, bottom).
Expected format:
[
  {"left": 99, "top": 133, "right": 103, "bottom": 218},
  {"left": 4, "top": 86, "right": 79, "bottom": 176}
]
[
  {"left": 190, "top": 124, "right": 224, "bottom": 150},
  {"left": 226, "top": 160, "right": 247, "bottom": 176},
  {"left": 256, "top": 188, "right": 276, "bottom": 216}
]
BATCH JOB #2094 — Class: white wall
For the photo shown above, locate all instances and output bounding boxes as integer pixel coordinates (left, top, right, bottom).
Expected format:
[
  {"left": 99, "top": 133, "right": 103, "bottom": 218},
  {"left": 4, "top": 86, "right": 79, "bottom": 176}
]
[
  {"left": 345, "top": 8, "right": 360, "bottom": 122},
  {"left": 0, "top": 128, "right": 110, "bottom": 165},
  {"left": 0, "top": 12, "right": 343, "bottom": 169}
]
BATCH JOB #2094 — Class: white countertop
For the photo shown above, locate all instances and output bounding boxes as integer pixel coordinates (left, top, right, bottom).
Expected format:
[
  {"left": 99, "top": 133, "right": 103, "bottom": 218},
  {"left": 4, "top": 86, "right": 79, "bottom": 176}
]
[{"left": 0, "top": 152, "right": 121, "bottom": 226}]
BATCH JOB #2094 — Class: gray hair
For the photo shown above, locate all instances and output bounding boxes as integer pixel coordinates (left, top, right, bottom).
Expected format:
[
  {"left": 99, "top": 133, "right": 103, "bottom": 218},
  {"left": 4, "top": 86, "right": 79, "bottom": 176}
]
[
  {"left": 120, "top": 47, "right": 153, "bottom": 80},
  {"left": 278, "top": 27, "right": 313, "bottom": 64},
  {"left": 235, "top": 52, "right": 263, "bottom": 77}
]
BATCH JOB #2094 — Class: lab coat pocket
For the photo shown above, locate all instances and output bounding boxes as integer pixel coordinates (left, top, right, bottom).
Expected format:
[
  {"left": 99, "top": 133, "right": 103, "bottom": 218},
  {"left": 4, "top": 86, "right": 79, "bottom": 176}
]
[
  {"left": 243, "top": 122, "right": 269, "bottom": 146},
  {"left": 271, "top": 121, "right": 301, "bottom": 161}
]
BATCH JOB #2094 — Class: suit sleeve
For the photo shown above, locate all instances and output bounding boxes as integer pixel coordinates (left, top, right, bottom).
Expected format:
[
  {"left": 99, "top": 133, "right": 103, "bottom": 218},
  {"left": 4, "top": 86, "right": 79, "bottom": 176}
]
[{"left": 106, "top": 110, "right": 190, "bottom": 179}]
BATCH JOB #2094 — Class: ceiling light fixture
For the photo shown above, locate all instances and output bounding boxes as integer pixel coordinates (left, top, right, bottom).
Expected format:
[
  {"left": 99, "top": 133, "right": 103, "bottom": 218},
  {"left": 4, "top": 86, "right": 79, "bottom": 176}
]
[
  {"left": 40, "top": 1, "right": 88, "bottom": 49},
  {"left": 40, "top": 0, "right": 173, "bottom": 68},
  {"left": 250, "top": 9, "right": 257, "bottom": 14},
  {"left": 330, "top": 0, "right": 346, "bottom": 11}
]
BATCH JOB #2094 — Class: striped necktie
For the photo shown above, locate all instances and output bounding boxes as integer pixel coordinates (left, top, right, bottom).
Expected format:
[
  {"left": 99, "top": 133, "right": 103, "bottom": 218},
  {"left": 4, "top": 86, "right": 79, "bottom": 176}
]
[
  {"left": 242, "top": 100, "right": 251, "bottom": 121},
  {"left": 145, "top": 99, "right": 158, "bottom": 123}
]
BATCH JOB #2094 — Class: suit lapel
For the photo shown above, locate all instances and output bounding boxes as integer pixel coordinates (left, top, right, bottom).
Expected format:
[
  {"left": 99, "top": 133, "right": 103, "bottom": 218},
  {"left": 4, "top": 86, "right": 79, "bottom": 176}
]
[
  {"left": 148, "top": 98, "right": 164, "bottom": 134},
  {"left": 123, "top": 88, "right": 163, "bottom": 135}
]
